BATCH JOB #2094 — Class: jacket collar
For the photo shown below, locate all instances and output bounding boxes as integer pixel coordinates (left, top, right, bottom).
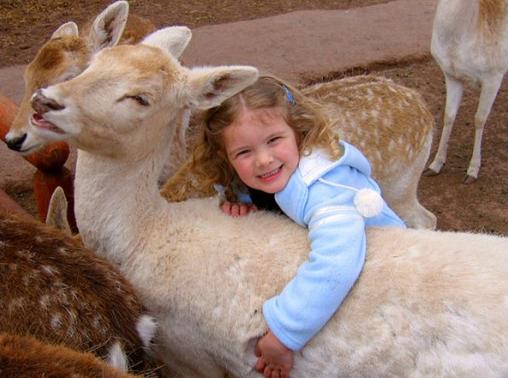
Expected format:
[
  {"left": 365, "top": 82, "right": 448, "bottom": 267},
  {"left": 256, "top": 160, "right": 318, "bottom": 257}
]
[{"left": 299, "top": 141, "right": 372, "bottom": 185}]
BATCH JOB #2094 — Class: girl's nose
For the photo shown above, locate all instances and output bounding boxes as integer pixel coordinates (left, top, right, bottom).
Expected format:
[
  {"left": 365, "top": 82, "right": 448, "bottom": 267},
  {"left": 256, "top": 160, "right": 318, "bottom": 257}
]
[{"left": 256, "top": 149, "right": 273, "bottom": 167}]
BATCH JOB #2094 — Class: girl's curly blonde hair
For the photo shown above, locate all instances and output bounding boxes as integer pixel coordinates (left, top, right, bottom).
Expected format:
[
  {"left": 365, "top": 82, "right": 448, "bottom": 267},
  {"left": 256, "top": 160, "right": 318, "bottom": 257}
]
[{"left": 170, "top": 74, "right": 341, "bottom": 201}]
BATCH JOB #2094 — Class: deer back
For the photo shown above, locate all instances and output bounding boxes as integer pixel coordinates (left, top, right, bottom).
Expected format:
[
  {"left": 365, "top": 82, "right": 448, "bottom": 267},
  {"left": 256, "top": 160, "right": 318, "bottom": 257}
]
[{"left": 0, "top": 211, "right": 153, "bottom": 372}]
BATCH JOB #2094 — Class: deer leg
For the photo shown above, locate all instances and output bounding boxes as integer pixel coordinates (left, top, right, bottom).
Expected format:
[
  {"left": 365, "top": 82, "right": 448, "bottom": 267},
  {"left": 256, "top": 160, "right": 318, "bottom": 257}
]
[
  {"left": 425, "top": 74, "right": 463, "bottom": 175},
  {"left": 388, "top": 135, "right": 437, "bottom": 229},
  {"left": 464, "top": 74, "right": 503, "bottom": 183}
]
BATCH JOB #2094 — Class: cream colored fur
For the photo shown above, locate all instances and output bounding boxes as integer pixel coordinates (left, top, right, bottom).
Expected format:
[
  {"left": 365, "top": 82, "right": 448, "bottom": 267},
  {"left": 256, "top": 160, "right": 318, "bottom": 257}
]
[
  {"left": 26, "top": 28, "right": 508, "bottom": 377},
  {"left": 426, "top": 0, "right": 508, "bottom": 182}
]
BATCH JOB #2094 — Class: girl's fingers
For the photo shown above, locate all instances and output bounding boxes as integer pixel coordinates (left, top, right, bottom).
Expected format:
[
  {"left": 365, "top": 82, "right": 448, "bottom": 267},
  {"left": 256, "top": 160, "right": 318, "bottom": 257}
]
[
  {"left": 220, "top": 201, "right": 232, "bottom": 215},
  {"left": 231, "top": 204, "right": 240, "bottom": 217},
  {"left": 255, "top": 357, "right": 266, "bottom": 372},
  {"left": 220, "top": 201, "right": 255, "bottom": 217}
]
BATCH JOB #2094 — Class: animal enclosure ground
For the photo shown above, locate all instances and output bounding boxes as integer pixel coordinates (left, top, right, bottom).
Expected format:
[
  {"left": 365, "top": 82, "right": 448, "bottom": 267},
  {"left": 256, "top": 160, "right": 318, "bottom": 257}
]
[{"left": 0, "top": 0, "right": 507, "bottom": 235}]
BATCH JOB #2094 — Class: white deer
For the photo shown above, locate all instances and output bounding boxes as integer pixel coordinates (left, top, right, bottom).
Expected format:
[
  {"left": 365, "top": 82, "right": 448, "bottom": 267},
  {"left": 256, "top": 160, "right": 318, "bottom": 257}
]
[
  {"left": 425, "top": 0, "right": 508, "bottom": 183},
  {"left": 25, "top": 28, "right": 507, "bottom": 377}
]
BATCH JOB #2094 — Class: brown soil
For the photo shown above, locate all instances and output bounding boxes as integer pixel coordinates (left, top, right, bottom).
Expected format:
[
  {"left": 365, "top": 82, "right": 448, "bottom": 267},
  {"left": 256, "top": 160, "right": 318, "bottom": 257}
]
[{"left": 1, "top": 0, "right": 506, "bottom": 235}]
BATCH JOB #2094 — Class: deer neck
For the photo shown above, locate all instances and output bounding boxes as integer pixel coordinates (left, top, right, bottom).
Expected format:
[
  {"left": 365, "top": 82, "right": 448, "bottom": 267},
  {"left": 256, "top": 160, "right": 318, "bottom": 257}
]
[{"left": 73, "top": 125, "right": 171, "bottom": 266}]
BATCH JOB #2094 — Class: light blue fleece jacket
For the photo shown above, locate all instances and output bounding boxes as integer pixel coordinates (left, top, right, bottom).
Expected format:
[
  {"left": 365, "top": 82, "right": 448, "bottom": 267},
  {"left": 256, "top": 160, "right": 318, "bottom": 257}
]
[{"left": 263, "top": 141, "right": 405, "bottom": 351}]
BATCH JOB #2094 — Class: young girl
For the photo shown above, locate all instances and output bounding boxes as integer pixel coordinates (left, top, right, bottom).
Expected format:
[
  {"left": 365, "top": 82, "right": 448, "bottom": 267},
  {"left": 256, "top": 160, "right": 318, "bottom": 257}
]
[{"left": 186, "top": 75, "right": 405, "bottom": 377}]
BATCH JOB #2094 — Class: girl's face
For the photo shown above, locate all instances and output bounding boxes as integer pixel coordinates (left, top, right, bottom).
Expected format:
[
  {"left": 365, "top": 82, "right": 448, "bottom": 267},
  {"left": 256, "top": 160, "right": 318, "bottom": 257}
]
[{"left": 222, "top": 108, "right": 299, "bottom": 194}]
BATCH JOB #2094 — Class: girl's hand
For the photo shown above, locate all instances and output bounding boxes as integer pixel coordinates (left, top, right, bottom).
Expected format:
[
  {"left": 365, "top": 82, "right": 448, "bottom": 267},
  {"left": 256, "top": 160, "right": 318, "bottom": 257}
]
[
  {"left": 220, "top": 201, "right": 257, "bottom": 217},
  {"left": 255, "top": 330, "right": 293, "bottom": 378}
]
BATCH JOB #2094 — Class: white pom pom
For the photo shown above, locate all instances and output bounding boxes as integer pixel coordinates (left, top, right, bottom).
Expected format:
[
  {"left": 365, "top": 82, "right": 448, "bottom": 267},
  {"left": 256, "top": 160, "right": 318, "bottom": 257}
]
[{"left": 354, "top": 188, "right": 384, "bottom": 218}]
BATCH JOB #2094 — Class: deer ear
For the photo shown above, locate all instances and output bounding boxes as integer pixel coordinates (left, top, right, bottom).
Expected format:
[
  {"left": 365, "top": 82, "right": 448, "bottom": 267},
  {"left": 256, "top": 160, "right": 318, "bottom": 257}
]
[
  {"left": 88, "top": 0, "right": 129, "bottom": 52},
  {"left": 187, "top": 66, "right": 259, "bottom": 109},
  {"left": 51, "top": 22, "right": 79, "bottom": 39},
  {"left": 46, "top": 187, "right": 72, "bottom": 235},
  {"left": 142, "top": 26, "right": 192, "bottom": 59}
]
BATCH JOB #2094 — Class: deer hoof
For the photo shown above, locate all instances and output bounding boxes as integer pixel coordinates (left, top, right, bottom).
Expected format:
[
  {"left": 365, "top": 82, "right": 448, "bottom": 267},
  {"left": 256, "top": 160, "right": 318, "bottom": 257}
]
[
  {"left": 463, "top": 175, "right": 477, "bottom": 185},
  {"left": 423, "top": 167, "right": 440, "bottom": 177}
]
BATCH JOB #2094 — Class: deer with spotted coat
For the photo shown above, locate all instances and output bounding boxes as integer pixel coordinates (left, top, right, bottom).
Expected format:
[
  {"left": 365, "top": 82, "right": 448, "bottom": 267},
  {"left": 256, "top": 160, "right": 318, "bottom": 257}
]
[
  {"left": 22, "top": 27, "right": 507, "bottom": 377},
  {"left": 162, "top": 74, "right": 437, "bottom": 229},
  {"left": 0, "top": 210, "right": 158, "bottom": 375},
  {"left": 425, "top": 0, "right": 508, "bottom": 183}
]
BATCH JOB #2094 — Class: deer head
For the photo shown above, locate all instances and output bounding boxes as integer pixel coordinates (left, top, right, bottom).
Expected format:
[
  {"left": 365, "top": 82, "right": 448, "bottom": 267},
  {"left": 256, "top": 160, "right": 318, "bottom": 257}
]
[
  {"left": 5, "top": 1, "right": 134, "bottom": 154},
  {"left": 27, "top": 26, "right": 258, "bottom": 162}
]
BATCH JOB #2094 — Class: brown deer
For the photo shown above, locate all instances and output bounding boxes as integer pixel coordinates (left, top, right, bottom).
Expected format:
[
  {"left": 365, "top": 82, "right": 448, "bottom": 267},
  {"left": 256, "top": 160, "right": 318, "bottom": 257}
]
[
  {"left": 0, "top": 333, "right": 137, "bottom": 378},
  {"left": 0, "top": 210, "right": 158, "bottom": 374},
  {"left": 425, "top": 0, "right": 508, "bottom": 183}
]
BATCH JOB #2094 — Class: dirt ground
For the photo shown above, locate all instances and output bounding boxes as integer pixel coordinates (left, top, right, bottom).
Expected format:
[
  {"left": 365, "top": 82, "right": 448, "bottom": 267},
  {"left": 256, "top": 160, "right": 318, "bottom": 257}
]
[{"left": 1, "top": 0, "right": 507, "bottom": 235}]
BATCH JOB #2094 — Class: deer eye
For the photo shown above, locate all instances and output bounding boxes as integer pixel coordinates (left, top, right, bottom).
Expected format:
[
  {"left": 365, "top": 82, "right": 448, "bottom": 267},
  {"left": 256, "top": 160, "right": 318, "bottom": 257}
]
[
  {"left": 120, "top": 94, "right": 150, "bottom": 106},
  {"left": 129, "top": 94, "right": 150, "bottom": 106}
]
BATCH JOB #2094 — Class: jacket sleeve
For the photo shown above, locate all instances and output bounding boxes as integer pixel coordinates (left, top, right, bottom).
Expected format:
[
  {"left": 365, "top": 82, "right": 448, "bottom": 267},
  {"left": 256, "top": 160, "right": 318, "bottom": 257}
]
[{"left": 262, "top": 201, "right": 366, "bottom": 351}]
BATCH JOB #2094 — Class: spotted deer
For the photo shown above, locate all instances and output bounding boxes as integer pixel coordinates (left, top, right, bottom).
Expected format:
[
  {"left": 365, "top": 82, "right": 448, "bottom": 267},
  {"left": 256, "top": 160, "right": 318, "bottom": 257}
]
[
  {"left": 162, "top": 74, "right": 437, "bottom": 229},
  {"left": 0, "top": 210, "right": 158, "bottom": 374},
  {"left": 23, "top": 27, "right": 507, "bottom": 377},
  {"left": 425, "top": 0, "right": 508, "bottom": 183}
]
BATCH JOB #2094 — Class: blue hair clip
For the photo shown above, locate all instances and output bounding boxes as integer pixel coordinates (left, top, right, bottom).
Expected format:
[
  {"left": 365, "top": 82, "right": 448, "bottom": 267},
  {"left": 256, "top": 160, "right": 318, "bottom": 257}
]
[{"left": 282, "top": 85, "right": 295, "bottom": 105}]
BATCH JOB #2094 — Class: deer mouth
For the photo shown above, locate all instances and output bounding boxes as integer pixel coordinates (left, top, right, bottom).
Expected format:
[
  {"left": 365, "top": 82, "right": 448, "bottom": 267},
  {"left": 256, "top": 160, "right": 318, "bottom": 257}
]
[{"left": 31, "top": 113, "right": 65, "bottom": 134}]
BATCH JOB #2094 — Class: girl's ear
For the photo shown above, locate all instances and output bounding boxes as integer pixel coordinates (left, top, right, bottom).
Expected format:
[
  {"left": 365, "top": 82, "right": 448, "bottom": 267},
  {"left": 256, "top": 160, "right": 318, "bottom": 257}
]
[{"left": 187, "top": 66, "right": 259, "bottom": 109}]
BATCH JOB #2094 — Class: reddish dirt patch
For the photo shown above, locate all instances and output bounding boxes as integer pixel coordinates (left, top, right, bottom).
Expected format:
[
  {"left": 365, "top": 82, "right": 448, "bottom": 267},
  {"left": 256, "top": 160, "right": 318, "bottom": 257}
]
[{"left": 0, "top": 1, "right": 506, "bottom": 234}]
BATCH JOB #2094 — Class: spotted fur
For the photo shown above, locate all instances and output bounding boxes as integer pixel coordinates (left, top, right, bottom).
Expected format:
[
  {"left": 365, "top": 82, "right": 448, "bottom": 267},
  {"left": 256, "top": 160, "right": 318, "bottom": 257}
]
[{"left": 0, "top": 210, "right": 157, "bottom": 374}]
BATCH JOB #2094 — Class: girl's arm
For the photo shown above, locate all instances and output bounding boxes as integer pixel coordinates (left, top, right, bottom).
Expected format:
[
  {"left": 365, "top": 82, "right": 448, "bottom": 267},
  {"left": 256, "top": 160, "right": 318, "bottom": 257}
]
[{"left": 262, "top": 206, "right": 366, "bottom": 351}]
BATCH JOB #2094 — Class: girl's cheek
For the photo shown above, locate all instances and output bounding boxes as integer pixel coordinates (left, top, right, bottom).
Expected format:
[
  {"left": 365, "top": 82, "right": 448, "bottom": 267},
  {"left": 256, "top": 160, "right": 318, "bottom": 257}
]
[
  {"left": 234, "top": 160, "right": 253, "bottom": 178},
  {"left": 230, "top": 160, "right": 244, "bottom": 175}
]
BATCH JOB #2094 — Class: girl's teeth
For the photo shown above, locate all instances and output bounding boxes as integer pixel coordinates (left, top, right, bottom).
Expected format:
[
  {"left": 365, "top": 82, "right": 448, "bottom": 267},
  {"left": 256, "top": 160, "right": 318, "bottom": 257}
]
[{"left": 260, "top": 167, "right": 279, "bottom": 178}]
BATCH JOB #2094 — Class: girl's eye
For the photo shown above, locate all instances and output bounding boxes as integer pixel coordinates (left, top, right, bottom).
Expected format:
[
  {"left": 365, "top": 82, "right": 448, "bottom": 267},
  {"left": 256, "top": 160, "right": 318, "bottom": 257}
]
[
  {"left": 235, "top": 150, "right": 250, "bottom": 158},
  {"left": 268, "top": 136, "right": 281, "bottom": 144}
]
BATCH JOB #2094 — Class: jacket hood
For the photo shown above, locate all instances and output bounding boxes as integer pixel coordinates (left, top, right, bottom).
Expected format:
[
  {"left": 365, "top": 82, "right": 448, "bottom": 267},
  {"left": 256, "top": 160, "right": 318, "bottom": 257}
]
[{"left": 299, "top": 141, "right": 372, "bottom": 186}]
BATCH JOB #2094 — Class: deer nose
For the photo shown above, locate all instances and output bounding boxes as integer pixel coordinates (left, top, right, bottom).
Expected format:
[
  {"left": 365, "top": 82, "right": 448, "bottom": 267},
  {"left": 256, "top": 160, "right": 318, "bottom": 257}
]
[
  {"left": 5, "top": 133, "right": 27, "bottom": 152},
  {"left": 31, "top": 90, "right": 65, "bottom": 115}
]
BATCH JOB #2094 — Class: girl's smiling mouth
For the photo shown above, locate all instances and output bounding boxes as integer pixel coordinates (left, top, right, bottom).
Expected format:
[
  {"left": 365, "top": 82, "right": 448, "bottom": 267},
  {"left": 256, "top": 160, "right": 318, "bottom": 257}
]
[{"left": 258, "top": 166, "right": 283, "bottom": 182}]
